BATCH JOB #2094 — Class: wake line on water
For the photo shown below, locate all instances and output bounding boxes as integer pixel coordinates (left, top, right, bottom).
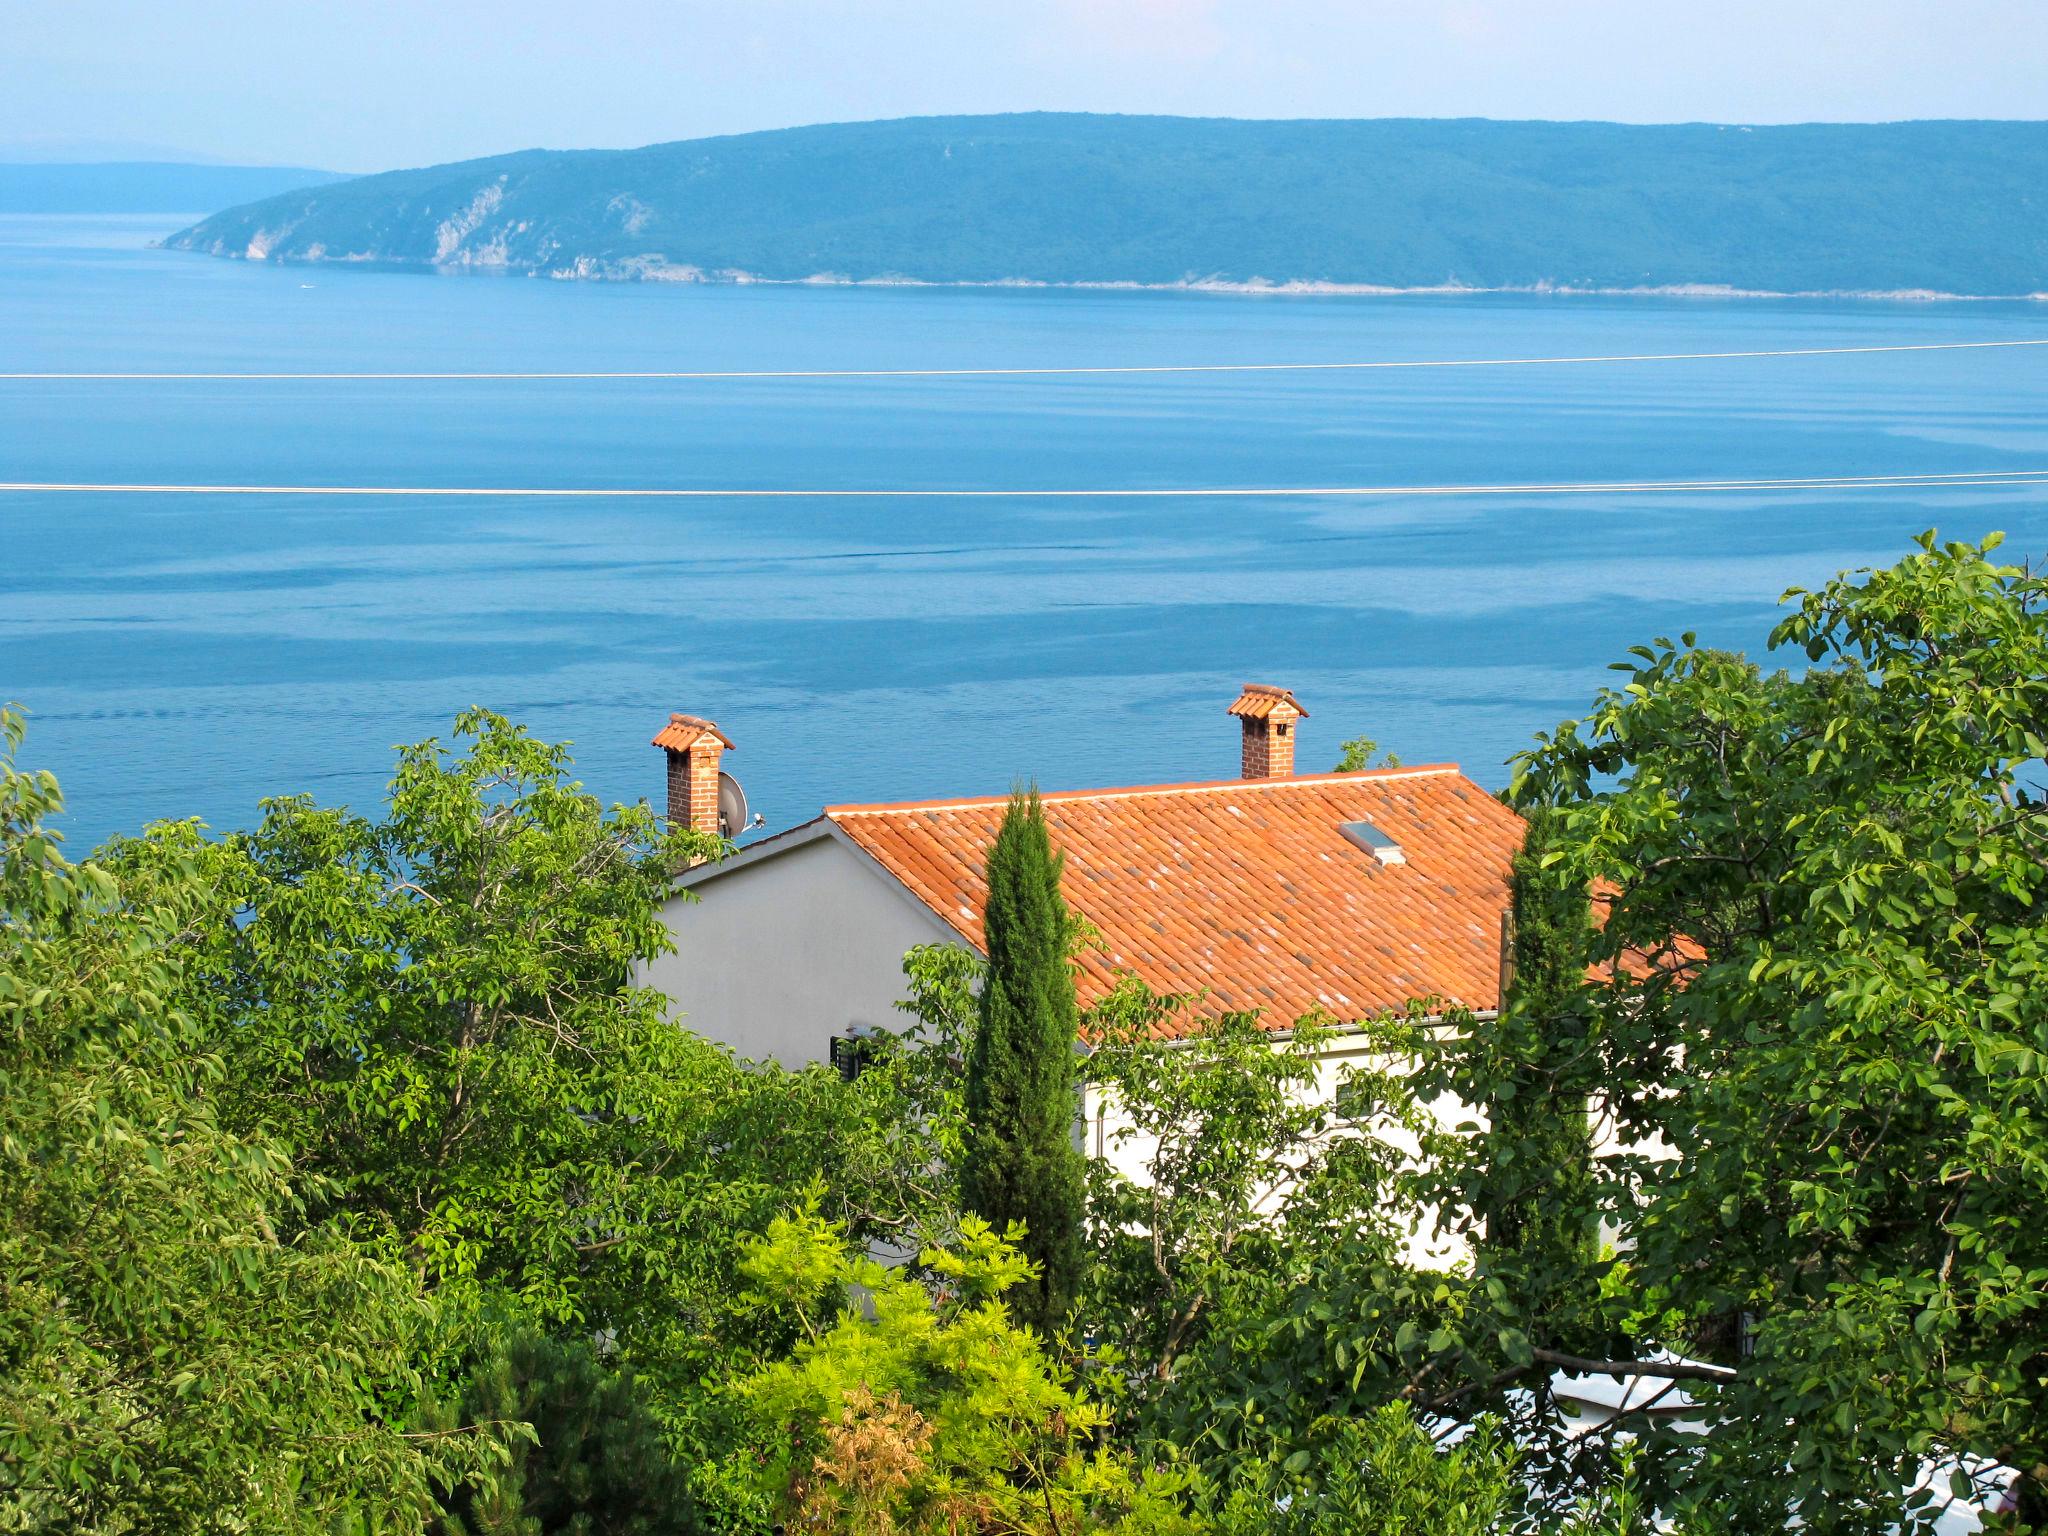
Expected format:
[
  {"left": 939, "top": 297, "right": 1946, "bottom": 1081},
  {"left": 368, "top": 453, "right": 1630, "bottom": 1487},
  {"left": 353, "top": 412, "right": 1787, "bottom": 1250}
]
[
  {"left": 5, "top": 338, "right": 2048, "bottom": 382},
  {"left": 5, "top": 470, "right": 2048, "bottom": 500}
]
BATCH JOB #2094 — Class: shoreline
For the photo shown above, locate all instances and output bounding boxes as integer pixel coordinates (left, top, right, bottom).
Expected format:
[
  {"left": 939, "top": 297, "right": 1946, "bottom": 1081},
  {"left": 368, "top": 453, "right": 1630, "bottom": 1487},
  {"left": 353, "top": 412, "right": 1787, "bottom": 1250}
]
[{"left": 157, "top": 243, "right": 2048, "bottom": 303}]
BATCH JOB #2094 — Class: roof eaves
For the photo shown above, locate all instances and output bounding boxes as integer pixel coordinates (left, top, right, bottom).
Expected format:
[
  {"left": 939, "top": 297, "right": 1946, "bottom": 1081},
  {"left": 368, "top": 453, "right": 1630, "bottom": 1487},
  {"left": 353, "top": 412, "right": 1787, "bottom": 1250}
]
[
  {"left": 1095, "top": 1005, "right": 1501, "bottom": 1052},
  {"left": 671, "top": 813, "right": 983, "bottom": 950},
  {"left": 668, "top": 815, "right": 835, "bottom": 891}
]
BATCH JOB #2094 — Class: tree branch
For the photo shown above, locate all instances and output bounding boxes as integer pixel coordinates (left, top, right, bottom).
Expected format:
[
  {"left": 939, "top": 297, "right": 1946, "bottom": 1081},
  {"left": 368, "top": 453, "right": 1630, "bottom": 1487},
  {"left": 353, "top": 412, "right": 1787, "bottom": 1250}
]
[{"left": 1531, "top": 1347, "right": 1736, "bottom": 1383}]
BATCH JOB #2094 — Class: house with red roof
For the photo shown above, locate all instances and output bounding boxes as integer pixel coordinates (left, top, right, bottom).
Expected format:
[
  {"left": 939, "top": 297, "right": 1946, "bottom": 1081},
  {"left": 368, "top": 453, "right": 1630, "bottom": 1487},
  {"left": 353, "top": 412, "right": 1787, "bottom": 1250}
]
[
  {"left": 643, "top": 694, "right": 1733, "bottom": 1369},
  {"left": 641, "top": 688, "right": 1525, "bottom": 1157}
]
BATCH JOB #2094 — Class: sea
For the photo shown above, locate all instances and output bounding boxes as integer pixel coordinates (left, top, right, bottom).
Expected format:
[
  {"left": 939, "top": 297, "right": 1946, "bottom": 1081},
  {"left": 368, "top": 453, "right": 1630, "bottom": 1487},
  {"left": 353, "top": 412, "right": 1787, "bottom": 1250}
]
[{"left": 4, "top": 212, "right": 2047, "bottom": 852}]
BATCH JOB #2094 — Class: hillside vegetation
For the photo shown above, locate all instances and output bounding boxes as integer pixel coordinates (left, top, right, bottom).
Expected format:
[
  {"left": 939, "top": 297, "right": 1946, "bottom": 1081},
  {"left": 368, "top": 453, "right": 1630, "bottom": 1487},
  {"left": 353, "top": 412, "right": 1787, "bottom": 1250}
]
[{"left": 162, "top": 113, "right": 2048, "bottom": 295}]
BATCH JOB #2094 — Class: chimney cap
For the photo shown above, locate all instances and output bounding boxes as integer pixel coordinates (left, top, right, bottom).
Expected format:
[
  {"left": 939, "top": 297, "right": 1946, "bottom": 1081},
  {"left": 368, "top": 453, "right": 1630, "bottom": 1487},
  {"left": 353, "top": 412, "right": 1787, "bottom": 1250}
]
[
  {"left": 1227, "top": 684, "right": 1308, "bottom": 721},
  {"left": 652, "top": 712, "right": 736, "bottom": 752}
]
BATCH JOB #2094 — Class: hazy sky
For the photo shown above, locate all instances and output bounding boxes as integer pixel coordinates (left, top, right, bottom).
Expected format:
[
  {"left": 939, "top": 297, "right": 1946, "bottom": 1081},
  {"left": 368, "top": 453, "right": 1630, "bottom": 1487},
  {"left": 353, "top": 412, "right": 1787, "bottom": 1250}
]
[{"left": 7, "top": 0, "right": 2046, "bottom": 171}]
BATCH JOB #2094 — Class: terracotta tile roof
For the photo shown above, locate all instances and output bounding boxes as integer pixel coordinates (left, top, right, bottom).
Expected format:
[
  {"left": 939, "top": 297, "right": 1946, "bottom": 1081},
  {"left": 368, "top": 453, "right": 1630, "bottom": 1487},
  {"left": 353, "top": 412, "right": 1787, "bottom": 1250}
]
[
  {"left": 652, "top": 713, "right": 735, "bottom": 752},
  {"left": 825, "top": 765, "right": 1524, "bottom": 1035},
  {"left": 1227, "top": 683, "right": 1308, "bottom": 720},
  {"left": 1591, "top": 885, "right": 1707, "bottom": 986}
]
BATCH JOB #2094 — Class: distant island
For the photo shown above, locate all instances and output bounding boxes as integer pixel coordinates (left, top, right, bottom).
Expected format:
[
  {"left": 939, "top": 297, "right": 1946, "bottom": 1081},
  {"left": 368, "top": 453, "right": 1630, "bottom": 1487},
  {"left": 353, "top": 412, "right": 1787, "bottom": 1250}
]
[
  {"left": 0, "top": 161, "right": 349, "bottom": 215},
  {"left": 163, "top": 114, "right": 2048, "bottom": 298}
]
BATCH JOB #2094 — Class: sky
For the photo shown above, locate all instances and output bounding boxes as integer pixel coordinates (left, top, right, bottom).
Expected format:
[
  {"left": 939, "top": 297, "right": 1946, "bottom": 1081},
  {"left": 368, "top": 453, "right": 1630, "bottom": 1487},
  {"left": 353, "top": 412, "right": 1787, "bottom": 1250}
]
[{"left": 6, "top": 0, "right": 2047, "bottom": 172}]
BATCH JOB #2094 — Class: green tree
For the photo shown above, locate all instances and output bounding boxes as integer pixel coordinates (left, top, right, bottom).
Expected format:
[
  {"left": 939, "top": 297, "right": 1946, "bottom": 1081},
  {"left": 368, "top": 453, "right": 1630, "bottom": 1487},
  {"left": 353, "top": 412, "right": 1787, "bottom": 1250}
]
[
  {"left": 98, "top": 710, "right": 850, "bottom": 1527},
  {"left": 1507, "top": 532, "right": 2048, "bottom": 1529},
  {"left": 1470, "top": 810, "right": 1603, "bottom": 1340},
  {"left": 743, "top": 940, "right": 983, "bottom": 1254},
  {"left": 961, "top": 788, "right": 1086, "bottom": 1335},
  {"left": 432, "top": 1329, "right": 701, "bottom": 1536},
  {"left": 0, "top": 707, "right": 505, "bottom": 1533},
  {"left": 1080, "top": 982, "right": 1455, "bottom": 1490},
  {"left": 735, "top": 1196, "right": 1201, "bottom": 1536},
  {"left": 1388, "top": 818, "right": 1618, "bottom": 1512},
  {"left": 1334, "top": 737, "right": 1402, "bottom": 771},
  {"left": 101, "top": 712, "right": 779, "bottom": 1323},
  {"left": 1214, "top": 1404, "right": 1515, "bottom": 1536},
  {"left": 1084, "top": 986, "right": 1356, "bottom": 1383}
]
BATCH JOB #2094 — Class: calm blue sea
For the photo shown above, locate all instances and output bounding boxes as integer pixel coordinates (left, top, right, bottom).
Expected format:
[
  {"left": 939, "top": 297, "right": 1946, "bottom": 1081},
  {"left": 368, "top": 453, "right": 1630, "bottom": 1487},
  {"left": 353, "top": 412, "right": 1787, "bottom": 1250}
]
[{"left": 4, "top": 213, "right": 2047, "bottom": 851}]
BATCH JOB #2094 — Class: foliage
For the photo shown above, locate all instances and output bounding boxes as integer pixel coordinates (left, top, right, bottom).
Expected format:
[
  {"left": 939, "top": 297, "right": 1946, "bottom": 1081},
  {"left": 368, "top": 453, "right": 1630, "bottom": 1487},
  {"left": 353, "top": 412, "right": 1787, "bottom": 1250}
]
[
  {"left": 1402, "top": 804, "right": 1612, "bottom": 1467},
  {"left": 1213, "top": 1404, "right": 1515, "bottom": 1536},
  {"left": 749, "top": 938, "right": 987, "bottom": 1254},
  {"left": 1473, "top": 808, "right": 1600, "bottom": 1311},
  {"left": 92, "top": 711, "right": 913, "bottom": 1530},
  {"left": 1507, "top": 532, "right": 2048, "bottom": 1528},
  {"left": 1082, "top": 986, "right": 1338, "bottom": 1379},
  {"left": 0, "top": 706, "right": 505, "bottom": 1533},
  {"left": 1149, "top": 1202, "right": 1464, "bottom": 1486},
  {"left": 891, "top": 940, "right": 982, "bottom": 1187},
  {"left": 1334, "top": 736, "right": 1402, "bottom": 771},
  {"left": 1077, "top": 924, "right": 1627, "bottom": 1522},
  {"left": 1083, "top": 982, "right": 1456, "bottom": 1483},
  {"left": 1383, "top": 814, "right": 1620, "bottom": 1512},
  {"left": 1207, "top": 1404, "right": 1663, "bottom": 1536},
  {"left": 431, "top": 1328, "right": 701, "bottom": 1536},
  {"left": 102, "top": 708, "right": 728, "bottom": 1319},
  {"left": 962, "top": 788, "right": 1087, "bottom": 1335},
  {"left": 736, "top": 1196, "right": 1202, "bottom": 1536},
  {"left": 723, "top": 1042, "right": 966, "bottom": 1260}
]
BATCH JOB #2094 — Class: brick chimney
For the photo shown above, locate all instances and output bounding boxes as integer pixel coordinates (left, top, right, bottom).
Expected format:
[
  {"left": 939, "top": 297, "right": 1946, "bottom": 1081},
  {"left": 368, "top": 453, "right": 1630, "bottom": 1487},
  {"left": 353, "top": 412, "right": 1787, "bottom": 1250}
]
[
  {"left": 651, "top": 713, "right": 735, "bottom": 837},
  {"left": 1228, "top": 684, "right": 1307, "bottom": 780}
]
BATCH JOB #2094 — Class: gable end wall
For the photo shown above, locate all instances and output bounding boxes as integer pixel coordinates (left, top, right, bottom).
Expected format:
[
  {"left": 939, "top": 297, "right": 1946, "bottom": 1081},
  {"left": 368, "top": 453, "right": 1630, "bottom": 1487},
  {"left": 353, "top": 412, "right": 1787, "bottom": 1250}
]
[{"left": 639, "top": 832, "right": 964, "bottom": 1067}]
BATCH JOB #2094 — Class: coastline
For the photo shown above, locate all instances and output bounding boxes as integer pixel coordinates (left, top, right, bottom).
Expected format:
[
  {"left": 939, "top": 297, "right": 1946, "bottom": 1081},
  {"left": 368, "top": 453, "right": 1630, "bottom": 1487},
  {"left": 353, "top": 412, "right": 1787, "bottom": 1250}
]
[
  {"left": 155, "top": 241, "right": 2048, "bottom": 303},
  {"left": 580, "top": 264, "right": 2048, "bottom": 303}
]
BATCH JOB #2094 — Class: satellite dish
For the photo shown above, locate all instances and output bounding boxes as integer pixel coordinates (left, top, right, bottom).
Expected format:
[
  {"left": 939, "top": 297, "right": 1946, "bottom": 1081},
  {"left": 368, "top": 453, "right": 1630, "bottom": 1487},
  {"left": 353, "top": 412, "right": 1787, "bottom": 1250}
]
[{"left": 716, "top": 771, "right": 749, "bottom": 839}]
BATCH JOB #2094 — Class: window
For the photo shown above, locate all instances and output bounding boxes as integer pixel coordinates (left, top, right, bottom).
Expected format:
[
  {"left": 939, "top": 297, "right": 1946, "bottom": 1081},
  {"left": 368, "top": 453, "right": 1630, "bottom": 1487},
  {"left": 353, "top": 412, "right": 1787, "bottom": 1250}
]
[
  {"left": 829, "top": 1034, "right": 876, "bottom": 1082},
  {"left": 1339, "top": 820, "right": 1406, "bottom": 865}
]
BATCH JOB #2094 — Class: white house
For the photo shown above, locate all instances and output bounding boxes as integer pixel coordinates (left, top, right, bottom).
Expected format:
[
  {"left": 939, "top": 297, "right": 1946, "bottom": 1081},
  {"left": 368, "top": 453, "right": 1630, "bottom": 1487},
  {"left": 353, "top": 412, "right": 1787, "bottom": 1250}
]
[
  {"left": 644, "top": 685, "right": 1522, "bottom": 1060},
  {"left": 640, "top": 687, "right": 1525, "bottom": 1244}
]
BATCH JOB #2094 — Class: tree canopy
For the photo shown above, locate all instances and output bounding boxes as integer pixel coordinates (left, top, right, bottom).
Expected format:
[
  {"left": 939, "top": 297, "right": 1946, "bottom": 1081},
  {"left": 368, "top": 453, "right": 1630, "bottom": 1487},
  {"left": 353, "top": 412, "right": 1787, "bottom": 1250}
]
[
  {"left": 1503, "top": 532, "right": 2048, "bottom": 1527},
  {"left": 0, "top": 706, "right": 506, "bottom": 1533}
]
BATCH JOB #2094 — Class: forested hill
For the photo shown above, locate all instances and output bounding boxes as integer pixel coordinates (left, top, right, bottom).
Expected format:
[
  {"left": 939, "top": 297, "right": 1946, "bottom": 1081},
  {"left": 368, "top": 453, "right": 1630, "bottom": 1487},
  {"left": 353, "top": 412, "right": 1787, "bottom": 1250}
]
[{"left": 165, "top": 114, "right": 2048, "bottom": 296}]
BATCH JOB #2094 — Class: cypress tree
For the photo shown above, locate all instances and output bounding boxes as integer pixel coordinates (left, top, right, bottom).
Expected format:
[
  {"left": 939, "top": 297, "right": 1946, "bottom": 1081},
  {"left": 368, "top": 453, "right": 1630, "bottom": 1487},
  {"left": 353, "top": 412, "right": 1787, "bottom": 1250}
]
[
  {"left": 962, "top": 786, "right": 1086, "bottom": 1335},
  {"left": 1479, "top": 808, "right": 1602, "bottom": 1342}
]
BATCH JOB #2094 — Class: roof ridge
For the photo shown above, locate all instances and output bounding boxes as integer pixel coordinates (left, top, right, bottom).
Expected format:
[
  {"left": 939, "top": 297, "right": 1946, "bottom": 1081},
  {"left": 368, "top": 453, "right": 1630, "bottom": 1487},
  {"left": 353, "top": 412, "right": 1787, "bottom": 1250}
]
[{"left": 825, "top": 763, "right": 1462, "bottom": 818}]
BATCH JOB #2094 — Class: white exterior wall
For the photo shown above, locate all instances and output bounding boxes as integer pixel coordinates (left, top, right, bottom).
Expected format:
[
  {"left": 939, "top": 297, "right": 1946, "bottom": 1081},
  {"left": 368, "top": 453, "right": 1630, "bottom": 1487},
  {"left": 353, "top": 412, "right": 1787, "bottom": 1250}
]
[
  {"left": 1080, "top": 1033, "right": 1486, "bottom": 1270},
  {"left": 1079, "top": 1029, "right": 1651, "bottom": 1272},
  {"left": 641, "top": 832, "right": 961, "bottom": 1067}
]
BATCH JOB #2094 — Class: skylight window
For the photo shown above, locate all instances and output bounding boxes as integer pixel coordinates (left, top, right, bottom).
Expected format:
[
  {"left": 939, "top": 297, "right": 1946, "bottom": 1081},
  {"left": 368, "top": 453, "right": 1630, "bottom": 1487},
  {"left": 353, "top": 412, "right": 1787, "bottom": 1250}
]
[{"left": 1340, "top": 820, "right": 1406, "bottom": 865}]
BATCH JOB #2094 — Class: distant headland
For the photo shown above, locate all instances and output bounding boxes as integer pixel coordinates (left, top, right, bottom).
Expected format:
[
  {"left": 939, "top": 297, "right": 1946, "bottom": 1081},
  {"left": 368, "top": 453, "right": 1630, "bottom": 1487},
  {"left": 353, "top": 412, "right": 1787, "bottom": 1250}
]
[{"left": 162, "top": 114, "right": 2048, "bottom": 299}]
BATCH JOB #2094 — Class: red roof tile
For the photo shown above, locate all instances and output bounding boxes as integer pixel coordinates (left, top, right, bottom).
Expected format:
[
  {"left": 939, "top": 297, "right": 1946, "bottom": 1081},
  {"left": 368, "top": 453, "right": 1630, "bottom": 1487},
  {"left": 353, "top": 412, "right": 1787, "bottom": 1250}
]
[
  {"left": 826, "top": 765, "right": 1524, "bottom": 1035},
  {"left": 1227, "top": 683, "right": 1308, "bottom": 720},
  {"left": 652, "top": 714, "right": 735, "bottom": 752}
]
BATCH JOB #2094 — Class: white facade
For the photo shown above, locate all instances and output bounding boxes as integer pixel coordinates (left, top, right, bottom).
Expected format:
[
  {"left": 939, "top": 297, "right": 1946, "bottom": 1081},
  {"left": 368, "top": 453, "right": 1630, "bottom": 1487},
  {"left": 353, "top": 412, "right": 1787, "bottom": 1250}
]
[
  {"left": 1081, "top": 1031, "right": 1483, "bottom": 1269},
  {"left": 646, "top": 817, "right": 1507, "bottom": 1268},
  {"left": 642, "top": 820, "right": 961, "bottom": 1067}
]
